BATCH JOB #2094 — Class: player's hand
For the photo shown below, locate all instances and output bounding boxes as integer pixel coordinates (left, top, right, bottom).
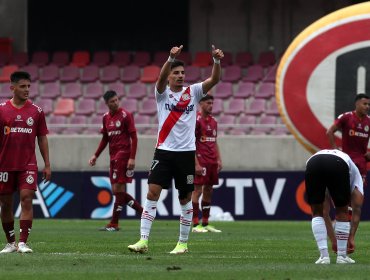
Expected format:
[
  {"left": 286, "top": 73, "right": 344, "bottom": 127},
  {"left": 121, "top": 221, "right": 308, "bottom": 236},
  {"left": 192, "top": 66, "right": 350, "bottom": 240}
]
[
  {"left": 43, "top": 166, "right": 51, "bottom": 183},
  {"left": 217, "top": 160, "right": 222, "bottom": 173},
  {"left": 89, "top": 155, "right": 97, "bottom": 166},
  {"left": 170, "top": 45, "right": 183, "bottom": 59},
  {"left": 212, "top": 45, "right": 224, "bottom": 60},
  {"left": 347, "top": 237, "right": 355, "bottom": 254},
  {"left": 195, "top": 163, "right": 203, "bottom": 176},
  {"left": 331, "top": 239, "right": 337, "bottom": 254},
  {"left": 127, "top": 158, "right": 135, "bottom": 170}
]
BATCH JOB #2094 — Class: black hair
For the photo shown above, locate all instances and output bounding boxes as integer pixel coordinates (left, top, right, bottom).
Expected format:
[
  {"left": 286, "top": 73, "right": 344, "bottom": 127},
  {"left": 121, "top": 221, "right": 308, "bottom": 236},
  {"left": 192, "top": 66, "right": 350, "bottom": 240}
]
[
  {"left": 103, "top": 90, "right": 117, "bottom": 102},
  {"left": 171, "top": 59, "right": 185, "bottom": 70},
  {"left": 355, "top": 93, "right": 370, "bottom": 102},
  {"left": 10, "top": 71, "right": 31, "bottom": 83},
  {"left": 200, "top": 95, "right": 214, "bottom": 102}
]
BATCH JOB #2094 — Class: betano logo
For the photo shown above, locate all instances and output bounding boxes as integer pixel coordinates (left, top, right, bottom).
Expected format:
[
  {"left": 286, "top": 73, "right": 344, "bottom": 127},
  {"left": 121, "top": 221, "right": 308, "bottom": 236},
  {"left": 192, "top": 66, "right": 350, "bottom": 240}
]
[{"left": 15, "top": 181, "right": 74, "bottom": 218}]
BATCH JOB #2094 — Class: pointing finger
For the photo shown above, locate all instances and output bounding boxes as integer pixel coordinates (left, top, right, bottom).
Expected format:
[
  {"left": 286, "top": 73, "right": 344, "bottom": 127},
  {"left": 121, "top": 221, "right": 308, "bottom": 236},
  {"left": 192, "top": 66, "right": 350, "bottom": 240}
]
[
  {"left": 212, "top": 45, "right": 216, "bottom": 51},
  {"left": 179, "top": 45, "right": 183, "bottom": 50}
]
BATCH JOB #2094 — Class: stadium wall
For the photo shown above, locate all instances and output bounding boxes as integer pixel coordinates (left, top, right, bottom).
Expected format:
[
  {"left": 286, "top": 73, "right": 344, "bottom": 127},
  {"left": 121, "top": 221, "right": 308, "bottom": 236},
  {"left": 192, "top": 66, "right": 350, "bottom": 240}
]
[{"left": 36, "top": 135, "right": 311, "bottom": 172}]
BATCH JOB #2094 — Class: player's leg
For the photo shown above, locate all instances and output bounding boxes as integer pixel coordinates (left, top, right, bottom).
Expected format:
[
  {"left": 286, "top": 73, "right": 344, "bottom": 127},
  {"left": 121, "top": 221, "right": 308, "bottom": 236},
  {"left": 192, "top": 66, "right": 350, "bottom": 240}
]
[
  {"left": 18, "top": 188, "right": 35, "bottom": 253},
  {"left": 0, "top": 193, "right": 17, "bottom": 253},
  {"left": 191, "top": 184, "right": 206, "bottom": 232},
  {"left": 347, "top": 188, "right": 364, "bottom": 254},
  {"left": 323, "top": 191, "right": 336, "bottom": 252}
]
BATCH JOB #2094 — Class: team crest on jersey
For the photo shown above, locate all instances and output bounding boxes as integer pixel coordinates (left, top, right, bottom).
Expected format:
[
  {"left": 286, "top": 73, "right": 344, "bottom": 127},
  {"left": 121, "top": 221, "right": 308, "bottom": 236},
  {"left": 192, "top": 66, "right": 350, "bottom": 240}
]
[
  {"left": 27, "top": 117, "right": 34, "bottom": 126},
  {"left": 26, "top": 175, "right": 34, "bottom": 184},
  {"left": 182, "top": 93, "right": 190, "bottom": 101},
  {"left": 115, "top": 121, "right": 121, "bottom": 127},
  {"left": 187, "top": 175, "right": 194, "bottom": 184},
  {"left": 365, "top": 125, "right": 369, "bottom": 132}
]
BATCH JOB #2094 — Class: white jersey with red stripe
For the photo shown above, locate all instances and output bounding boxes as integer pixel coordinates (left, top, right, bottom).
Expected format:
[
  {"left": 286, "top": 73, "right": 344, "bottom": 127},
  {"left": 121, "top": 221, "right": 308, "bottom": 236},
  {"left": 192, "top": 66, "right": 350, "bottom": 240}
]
[{"left": 155, "top": 82, "right": 206, "bottom": 151}]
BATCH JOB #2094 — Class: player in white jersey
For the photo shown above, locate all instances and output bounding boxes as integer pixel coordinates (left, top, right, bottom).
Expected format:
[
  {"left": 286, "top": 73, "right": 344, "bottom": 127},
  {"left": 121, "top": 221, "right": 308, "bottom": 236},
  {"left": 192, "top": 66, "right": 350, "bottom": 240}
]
[
  {"left": 305, "top": 149, "right": 363, "bottom": 264},
  {"left": 128, "top": 45, "right": 224, "bottom": 254}
]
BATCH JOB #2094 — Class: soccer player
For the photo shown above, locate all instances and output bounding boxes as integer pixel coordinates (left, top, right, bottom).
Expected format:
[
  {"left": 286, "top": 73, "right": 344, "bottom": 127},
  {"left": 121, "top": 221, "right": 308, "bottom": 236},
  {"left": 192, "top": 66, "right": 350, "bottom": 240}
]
[
  {"left": 0, "top": 71, "right": 51, "bottom": 254},
  {"left": 192, "top": 95, "right": 222, "bottom": 233},
  {"left": 128, "top": 44, "right": 224, "bottom": 254},
  {"left": 305, "top": 149, "right": 362, "bottom": 264},
  {"left": 325, "top": 93, "right": 370, "bottom": 253},
  {"left": 89, "top": 90, "right": 143, "bottom": 231}
]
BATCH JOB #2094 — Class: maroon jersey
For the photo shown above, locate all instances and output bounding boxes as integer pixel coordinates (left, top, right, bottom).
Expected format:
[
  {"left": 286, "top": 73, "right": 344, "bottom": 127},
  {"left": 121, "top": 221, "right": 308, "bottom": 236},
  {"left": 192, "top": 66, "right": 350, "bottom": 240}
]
[
  {"left": 195, "top": 112, "right": 218, "bottom": 164},
  {"left": 101, "top": 108, "right": 136, "bottom": 160},
  {"left": 335, "top": 111, "right": 370, "bottom": 174},
  {"left": 0, "top": 100, "right": 48, "bottom": 171}
]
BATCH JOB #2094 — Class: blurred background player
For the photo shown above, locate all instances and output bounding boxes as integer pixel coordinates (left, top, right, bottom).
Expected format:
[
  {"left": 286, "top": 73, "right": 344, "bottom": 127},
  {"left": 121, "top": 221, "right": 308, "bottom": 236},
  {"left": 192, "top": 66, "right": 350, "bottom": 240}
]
[
  {"left": 325, "top": 93, "right": 370, "bottom": 253},
  {"left": 305, "top": 149, "right": 362, "bottom": 264},
  {"left": 0, "top": 71, "right": 51, "bottom": 254},
  {"left": 89, "top": 90, "right": 143, "bottom": 231},
  {"left": 192, "top": 94, "right": 222, "bottom": 233},
  {"left": 128, "top": 44, "right": 224, "bottom": 254}
]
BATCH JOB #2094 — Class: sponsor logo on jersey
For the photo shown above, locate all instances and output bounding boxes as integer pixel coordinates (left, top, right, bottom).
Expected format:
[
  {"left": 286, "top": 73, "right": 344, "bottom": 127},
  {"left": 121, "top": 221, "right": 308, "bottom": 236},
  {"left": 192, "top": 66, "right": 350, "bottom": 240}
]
[
  {"left": 200, "top": 136, "right": 216, "bottom": 142},
  {"left": 349, "top": 129, "right": 368, "bottom": 138},
  {"left": 27, "top": 117, "right": 34, "bottom": 126},
  {"left": 10, "top": 127, "right": 33, "bottom": 134},
  {"left": 165, "top": 103, "right": 194, "bottom": 114},
  {"left": 108, "top": 130, "right": 121, "bottom": 136}
]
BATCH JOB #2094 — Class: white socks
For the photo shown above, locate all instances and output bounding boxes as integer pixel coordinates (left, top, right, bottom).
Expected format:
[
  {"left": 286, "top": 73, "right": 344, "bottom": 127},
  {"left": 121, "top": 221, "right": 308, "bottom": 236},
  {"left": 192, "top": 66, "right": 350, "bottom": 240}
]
[
  {"left": 312, "top": 217, "right": 329, "bottom": 258},
  {"left": 140, "top": 199, "right": 157, "bottom": 240},
  {"left": 335, "top": 221, "right": 350, "bottom": 257},
  {"left": 179, "top": 201, "right": 193, "bottom": 243}
]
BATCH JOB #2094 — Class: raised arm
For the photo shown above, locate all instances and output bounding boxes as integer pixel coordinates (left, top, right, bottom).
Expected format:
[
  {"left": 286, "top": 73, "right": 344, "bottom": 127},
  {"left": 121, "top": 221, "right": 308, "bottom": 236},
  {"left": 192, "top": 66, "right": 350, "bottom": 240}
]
[
  {"left": 202, "top": 45, "right": 224, "bottom": 94},
  {"left": 156, "top": 45, "right": 183, "bottom": 94}
]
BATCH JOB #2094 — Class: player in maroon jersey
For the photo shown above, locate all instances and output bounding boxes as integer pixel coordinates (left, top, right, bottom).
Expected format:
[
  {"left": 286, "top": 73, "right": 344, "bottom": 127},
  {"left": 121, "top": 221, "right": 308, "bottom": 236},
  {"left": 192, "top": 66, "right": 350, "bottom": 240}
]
[
  {"left": 325, "top": 93, "right": 370, "bottom": 254},
  {"left": 0, "top": 71, "right": 51, "bottom": 253},
  {"left": 191, "top": 95, "right": 222, "bottom": 233},
  {"left": 89, "top": 90, "right": 143, "bottom": 231}
]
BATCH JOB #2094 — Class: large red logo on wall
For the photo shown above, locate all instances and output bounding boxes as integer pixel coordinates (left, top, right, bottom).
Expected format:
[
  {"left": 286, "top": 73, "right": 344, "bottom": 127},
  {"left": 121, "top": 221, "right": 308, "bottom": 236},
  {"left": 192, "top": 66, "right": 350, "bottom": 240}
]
[{"left": 276, "top": 3, "right": 370, "bottom": 153}]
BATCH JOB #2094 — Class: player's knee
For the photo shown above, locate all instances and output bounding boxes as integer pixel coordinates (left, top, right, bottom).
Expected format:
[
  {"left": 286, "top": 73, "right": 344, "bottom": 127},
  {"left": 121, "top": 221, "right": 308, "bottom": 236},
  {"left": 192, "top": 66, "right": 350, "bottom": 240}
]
[{"left": 178, "top": 189, "right": 191, "bottom": 200}]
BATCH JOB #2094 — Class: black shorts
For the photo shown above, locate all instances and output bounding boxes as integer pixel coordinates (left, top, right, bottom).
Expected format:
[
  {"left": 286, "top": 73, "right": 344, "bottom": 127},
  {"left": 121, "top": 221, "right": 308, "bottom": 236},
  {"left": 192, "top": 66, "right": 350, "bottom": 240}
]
[
  {"left": 148, "top": 149, "right": 195, "bottom": 192},
  {"left": 305, "top": 154, "right": 351, "bottom": 207}
]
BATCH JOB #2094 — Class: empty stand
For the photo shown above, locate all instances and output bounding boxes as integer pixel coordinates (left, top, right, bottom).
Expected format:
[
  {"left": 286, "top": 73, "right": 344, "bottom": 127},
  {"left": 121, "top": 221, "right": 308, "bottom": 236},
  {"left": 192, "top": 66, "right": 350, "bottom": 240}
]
[
  {"left": 152, "top": 51, "right": 168, "bottom": 66},
  {"left": 246, "top": 99, "right": 266, "bottom": 115},
  {"left": 0, "top": 83, "right": 11, "bottom": 98},
  {"left": 21, "top": 64, "right": 39, "bottom": 81},
  {"left": 84, "top": 82, "right": 104, "bottom": 99},
  {"left": 80, "top": 65, "right": 99, "bottom": 83},
  {"left": 60, "top": 65, "right": 80, "bottom": 83},
  {"left": 75, "top": 99, "right": 96, "bottom": 116},
  {"left": 61, "top": 82, "right": 82, "bottom": 99},
  {"left": 120, "top": 98, "right": 138, "bottom": 113},
  {"left": 211, "top": 98, "right": 223, "bottom": 116},
  {"left": 121, "top": 65, "right": 140, "bottom": 83},
  {"left": 53, "top": 98, "right": 74, "bottom": 116},
  {"left": 131, "top": 51, "right": 151, "bottom": 67},
  {"left": 140, "top": 99, "right": 157, "bottom": 116},
  {"left": 51, "top": 51, "right": 70, "bottom": 67},
  {"left": 224, "top": 98, "right": 245, "bottom": 115},
  {"left": 238, "top": 115, "right": 257, "bottom": 134},
  {"left": 254, "top": 82, "right": 275, "bottom": 99},
  {"left": 192, "top": 52, "right": 212, "bottom": 67},
  {"left": 265, "top": 98, "right": 280, "bottom": 116},
  {"left": 257, "top": 51, "right": 276, "bottom": 67},
  {"left": 36, "top": 99, "right": 53, "bottom": 116},
  {"left": 221, "top": 52, "right": 233, "bottom": 67},
  {"left": 218, "top": 115, "right": 236, "bottom": 134},
  {"left": 48, "top": 115, "right": 67, "bottom": 134},
  {"left": 40, "top": 82, "right": 61, "bottom": 99},
  {"left": 100, "top": 65, "right": 120, "bottom": 83},
  {"left": 126, "top": 82, "right": 147, "bottom": 99},
  {"left": 31, "top": 51, "right": 49, "bottom": 67},
  {"left": 92, "top": 51, "right": 111, "bottom": 67},
  {"left": 85, "top": 115, "right": 102, "bottom": 134},
  {"left": 140, "top": 65, "right": 160, "bottom": 83},
  {"left": 29, "top": 81, "right": 39, "bottom": 100},
  {"left": 242, "top": 64, "right": 264, "bottom": 83},
  {"left": 213, "top": 82, "right": 233, "bottom": 99},
  {"left": 71, "top": 51, "right": 90, "bottom": 67},
  {"left": 222, "top": 65, "right": 241, "bottom": 83},
  {"left": 112, "top": 51, "right": 131, "bottom": 67},
  {"left": 134, "top": 115, "right": 151, "bottom": 134},
  {"left": 250, "top": 115, "right": 277, "bottom": 134},
  {"left": 63, "top": 115, "right": 87, "bottom": 134},
  {"left": 264, "top": 65, "right": 277, "bottom": 82},
  {"left": 270, "top": 126, "right": 290, "bottom": 135},
  {"left": 235, "top": 51, "right": 253, "bottom": 68},
  {"left": 0, "top": 65, "right": 19, "bottom": 82},
  {"left": 177, "top": 52, "right": 192, "bottom": 65},
  {"left": 10, "top": 52, "right": 29, "bottom": 67},
  {"left": 0, "top": 52, "right": 9, "bottom": 67},
  {"left": 105, "top": 81, "right": 126, "bottom": 98},
  {"left": 96, "top": 99, "right": 108, "bottom": 115},
  {"left": 185, "top": 66, "right": 201, "bottom": 83},
  {"left": 39, "top": 64, "right": 59, "bottom": 83},
  {"left": 234, "top": 81, "right": 254, "bottom": 98}
]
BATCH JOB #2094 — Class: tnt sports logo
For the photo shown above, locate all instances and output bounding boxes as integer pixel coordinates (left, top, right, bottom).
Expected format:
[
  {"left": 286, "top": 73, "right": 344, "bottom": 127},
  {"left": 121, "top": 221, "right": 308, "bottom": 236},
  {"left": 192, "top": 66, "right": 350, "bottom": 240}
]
[
  {"left": 27, "top": 117, "right": 34, "bottom": 126},
  {"left": 276, "top": 2, "right": 370, "bottom": 153},
  {"left": 26, "top": 175, "right": 34, "bottom": 184}
]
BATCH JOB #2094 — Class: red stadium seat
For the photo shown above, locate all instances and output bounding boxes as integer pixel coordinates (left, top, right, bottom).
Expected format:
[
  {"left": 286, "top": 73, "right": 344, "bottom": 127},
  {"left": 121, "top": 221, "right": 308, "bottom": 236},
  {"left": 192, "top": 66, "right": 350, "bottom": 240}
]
[
  {"left": 71, "top": 51, "right": 90, "bottom": 68},
  {"left": 0, "top": 65, "right": 19, "bottom": 83},
  {"left": 235, "top": 51, "right": 254, "bottom": 68},
  {"left": 53, "top": 98, "right": 75, "bottom": 116},
  {"left": 10, "top": 52, "right": 29, "bottom": 67},
  {"left": 140, "top": 65, "right": 160, "bottom": 83},
  {"left": 192, "top": 52, "right": 212, "bottom": 67}
]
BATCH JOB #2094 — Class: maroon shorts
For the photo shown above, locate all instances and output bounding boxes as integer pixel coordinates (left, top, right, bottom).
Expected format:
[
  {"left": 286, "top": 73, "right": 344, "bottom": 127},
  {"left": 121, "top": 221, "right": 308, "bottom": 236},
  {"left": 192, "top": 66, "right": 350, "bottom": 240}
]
[
  {"left": 109, "top": 158, "right": 133, "bottom": 184},
  {"left": 0, "top": 170, "right": 38, "bottom": 195},
  {"left": 194, "top": 163, "right": 219, "bottom": 186}
]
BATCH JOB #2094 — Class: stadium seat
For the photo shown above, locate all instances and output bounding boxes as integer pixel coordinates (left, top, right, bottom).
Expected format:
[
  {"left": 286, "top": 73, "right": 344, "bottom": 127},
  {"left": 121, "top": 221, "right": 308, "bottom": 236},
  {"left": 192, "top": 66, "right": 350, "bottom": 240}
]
[
  {"left": 48, "top": 115, "right": 67, "bottom": 134},
  {"left": 105, "top": 81, "right": 126, "bottom": 98},
  {"left": 140, "top": 99, "right": 157, "bottom": 116},
  {"left": 91, "top": 51, "right": 111, "bottom": 67},
  {"left": 10, "top": 52, "right": 29, "bottom": 67},
  {"left": 221, "top": 52, "right": 233, "bottom": 67},
  {"left": 0, "top": 52, "right": 9, "bottom": 67},
  {"left": 242, "top": 64, "right": 264, "bottom": 83},
  {"left": 152, "top": 51, "right": 168, "bottom": 66},
  {"left": 257, "top": 51, "right": 276, "bottom": 67},
  {"left": 246, "top": 99, "right": 266, "bottom": 115},
  {"left": 218, "top": 115, "right": 236, "bottom": 134},
  {"left": 53, "top": 98, "right": 75, "bottom": 116},
  {"left": 126, "top": 82, "right": 147, "bottom": 99},
  {"left": 112, "top": 51, "right": 131, "bottom": 67},
  {"left": 211, "top": 98, "right": 223, "bottom": 116},
  {"left": 61, "top": 82, "right": 82, "bottom": 99},
  {"left": 140, "top": 65, "right": 160, "bottom": 83},
  {"left": 84, "top": 82, "right": 104, "bottom": 99},
  {"left": 213, "top": 82, "right": 233, "bottom": 99},
  {"left": 224, "top": 98, "right": 245, "bottom": 115},
  {"left": 96, "top": 99, "right": 108, "bottom": 115},
  {"left": 29, "top": 81, "right": 39, "bottom": 100},
  {"left": 121, "top": 65, "right": 140, "bottom": 83},
  {"left": 222, "top": 65, "right": 242, "bottom": 83},
  {"left": 235, "top": 51, "right": 254, "bottom": 68},
  {"left": 177, "top": 51, "right": 192, "bottom": 65},
  {"left": 51, "top": 51, "right": 70, "bottom": 67},
  {"left": 201, "top": 66, "right": 213, "bottom": 80},
  {"left": 0, "top": 65, "right": 19, "bottom": 83},
  {"left": 36, "top": 98, "right": 53, "bottom": 116},
  {"left": 21, "top": 64, "right": 39, "bottom": 81},
  {"left": 100, "top": 65, "right": 120, "bottom": 83},
  {"left": 192, "top": 52, "right": 212, "bottom": 67},
  {"left": 234, "top": 81, "right": 255, "bottom": 99},
  {"left": 80, "top": 65, "right": 99, "bottom": 83},
  {"left": 265, "top": 98, "right": 280, "bottom": 116},
  {"left": 0, "top": 83, "right": 11, "bottom": 99},
  {"left": 31, "top": 51, "right": 49, "bottom": 67},
  {"left": 134, "top": 115, "right": 151, "bottom": 134},
  {"left": 71, "top": 51, "right": 90, "bottom": 68},
  {"left": 75, "top": 99, "right": 96, "bottom": 116},
  {"left": 250, "top": 115, "right": 277, "bottom": 134},
  {"left": 185, "top": 66, "right": 201, "bottom": 83},
  {"left": 60, "top": 65, "right": 80, "bottom": 83},
  {"left": 254, "top": 82, "right": 275, "bottom": 99},
  {"left": 39, "top": 64, "right": 59, "bottom": 83},
  {"left": 40, "top": 81, "right": 61, "bottom": 99},
  {"left": 264, "top": 65, "right": 277, "bottom": 82},
  {"left": 120, "top": 98, "right": 138, "bottom": 114},
  {"left": 270, "top": 126, "right": 290, "bottom": 135},
  {"left": 63, "top": 115, "right": 87, "bottom": 134},
  {"left": 238, "top": 115, "right": 257, "bottom": 134},
  {"left": 85, "top": 115, "right": 102, "bottom": 134},
  {"left": 131, "top": 51, "right": 151, "bottom": 67}
]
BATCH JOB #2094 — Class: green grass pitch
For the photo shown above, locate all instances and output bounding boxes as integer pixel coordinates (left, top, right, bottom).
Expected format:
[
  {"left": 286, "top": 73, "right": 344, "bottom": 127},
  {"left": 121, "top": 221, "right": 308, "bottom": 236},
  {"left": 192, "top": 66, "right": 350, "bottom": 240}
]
[{"left": 1, "top": 219, "right": 370, "bottom": 279}]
